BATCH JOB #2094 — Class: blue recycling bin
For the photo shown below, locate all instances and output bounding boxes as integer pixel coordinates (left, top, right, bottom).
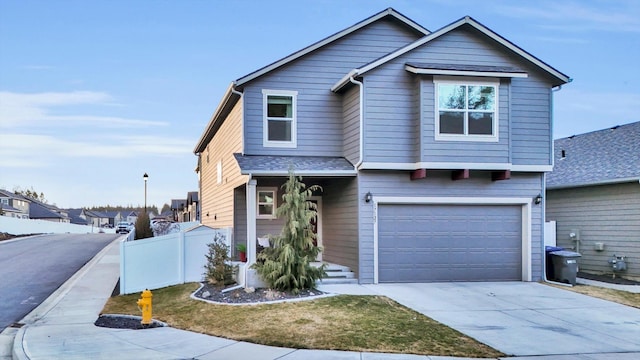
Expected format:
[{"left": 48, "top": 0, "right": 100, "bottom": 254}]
[{"left": 545, "top": 246, "right": 564, "bottom": 280}]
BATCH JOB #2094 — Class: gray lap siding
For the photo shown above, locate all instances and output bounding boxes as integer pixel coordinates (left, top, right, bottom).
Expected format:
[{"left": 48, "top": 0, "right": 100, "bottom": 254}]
[
  {"left": 242, "top": 18, "right": 422, "bottom": 157},
  {"left": 357, "top": 170, "right": 544, "bottom": 284},
  {"left": 362, "top": 26, "right": 554, "bottom": 167}
]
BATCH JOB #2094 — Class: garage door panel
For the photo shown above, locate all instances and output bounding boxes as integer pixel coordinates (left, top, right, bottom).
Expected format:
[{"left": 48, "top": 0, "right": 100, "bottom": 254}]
[{"left": 379, "top": 204, "right": 522, "bottom": 282}]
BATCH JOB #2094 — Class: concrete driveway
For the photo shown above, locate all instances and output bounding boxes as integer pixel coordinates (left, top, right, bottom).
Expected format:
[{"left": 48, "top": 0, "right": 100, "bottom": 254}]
[{"left": 363, "top": 282, "right": 640, "bottom": 356}]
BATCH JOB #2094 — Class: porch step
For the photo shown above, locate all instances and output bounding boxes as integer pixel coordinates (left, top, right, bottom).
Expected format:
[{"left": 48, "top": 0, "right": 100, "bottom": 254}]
[
  {"left": 312, "top": 262, "right": 358, "bottom": 284},
  {"left": 318, "top": 277, "right": 359, "bottom": 285}
]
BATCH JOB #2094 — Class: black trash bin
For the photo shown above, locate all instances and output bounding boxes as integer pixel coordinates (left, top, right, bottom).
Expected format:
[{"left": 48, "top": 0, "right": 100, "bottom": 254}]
[
  {"left": 550, "top": 250, "right": 582, "bottom": 285},
  {"left": 545, "top": 246, "right": 564, "bottom": 280}
]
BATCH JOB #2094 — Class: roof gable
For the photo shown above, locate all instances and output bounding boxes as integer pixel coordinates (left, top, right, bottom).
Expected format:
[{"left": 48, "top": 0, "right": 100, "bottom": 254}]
[
  {"left": 547, "top": 121, "right": 640, "bottom": 189},
  {"left": 332, "top": 16, "right": 570, "bottom": 91},
  {"left": 195, "top": 8, "right": 429, "bottom": 154},
  {"left": 234, "top": 8, "right": 429, "bottom": 87}
]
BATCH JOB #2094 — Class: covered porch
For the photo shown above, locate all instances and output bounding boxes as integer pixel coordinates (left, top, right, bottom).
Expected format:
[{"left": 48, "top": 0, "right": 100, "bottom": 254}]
[{"left": 231, "top": 154, "right": 360, "bottom": 287}]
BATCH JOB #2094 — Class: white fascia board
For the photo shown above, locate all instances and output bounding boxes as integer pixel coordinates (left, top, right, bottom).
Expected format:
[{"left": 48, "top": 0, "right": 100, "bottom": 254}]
[
  {"left": 331, "top": 16, "right": 465, "bottom": 92},
  {"left": 350, "top": 16, "right": 569, "bottom": 85},
  {"left": 360, "top": 162, "right": 552, "bottom": 172},
  {"left": 374, "top": 196, "right": 531, "bottom": 205},
  {"left": 236, "top": 9, "right": 429, "bottom": 87},
  {"left": 464, "top": 17, "right": 570, "bottom": 84},
  {"left": 511, "top": 164, "right": 553, "bottom": 172},
  {"left": 546, "top": 177, "right": 640, "bottom": 190},
  {"left": 360, "top": 162, "right": 511, "bottom": 171},
  {"left": 240, "top": 170, "right": 357, "bottom": 177},
  {"left": 357, "top": 18, "right": 468, "bottom": 77},
  {"left": 330, "top": 69, "right": 359, "bottom": 92},
  {"left": 405, "top": 64, "right": 528, "bottom": 78}
]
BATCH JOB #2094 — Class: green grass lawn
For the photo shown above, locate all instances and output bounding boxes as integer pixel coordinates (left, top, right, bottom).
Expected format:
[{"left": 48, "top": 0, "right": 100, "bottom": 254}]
[{"left": 102, "top": 283, "right": 503, "bottom": 358}]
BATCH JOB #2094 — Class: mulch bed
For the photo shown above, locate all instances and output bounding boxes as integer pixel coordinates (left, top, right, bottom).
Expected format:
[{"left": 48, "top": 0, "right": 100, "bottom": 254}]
[
  {"left": 94, "top": 314, "right": 165, "bottom": 330},
  {"left": 193, "top": 282, "right": 327, "bottom": 304}
]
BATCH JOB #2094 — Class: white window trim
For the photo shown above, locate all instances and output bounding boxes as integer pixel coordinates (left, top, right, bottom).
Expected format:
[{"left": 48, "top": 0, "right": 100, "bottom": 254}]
[
  {"left": 256, "top": 187, "right": 278, "bottom": 219},
  {"left": 262, "top": 89, "right": 298, "bottom": 148},
  {"left": 216, "top": 160, "right": 222, "bottom": 185},
  {"left": 434, "top": 76, "right": 499, "bottom": 142}
]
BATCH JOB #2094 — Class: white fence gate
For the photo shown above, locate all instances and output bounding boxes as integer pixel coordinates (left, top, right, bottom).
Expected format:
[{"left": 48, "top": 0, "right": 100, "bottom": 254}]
[{"left": 120, "top": 225, "right": 231, "bottom": 294}]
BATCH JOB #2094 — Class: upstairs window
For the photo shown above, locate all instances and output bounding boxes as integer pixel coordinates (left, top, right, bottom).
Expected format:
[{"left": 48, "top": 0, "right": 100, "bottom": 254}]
[
  {"left": 263, "top": 89, "right": 297, "bottom": 148},
  {"left": 435, "top": 78, "right": 498, "bottom": 142}
]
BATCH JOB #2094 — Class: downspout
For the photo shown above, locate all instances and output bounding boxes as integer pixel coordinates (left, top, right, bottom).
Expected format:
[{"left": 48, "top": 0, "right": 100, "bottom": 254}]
[
  {"left": 230, "top": 84, "right": 245, "bottom": 155},
  {"left": 544, "top": 83, "right": 572, "bottom": 287},
  {"left": 349, "top": 76, "right": 364, "bottom": 168}
]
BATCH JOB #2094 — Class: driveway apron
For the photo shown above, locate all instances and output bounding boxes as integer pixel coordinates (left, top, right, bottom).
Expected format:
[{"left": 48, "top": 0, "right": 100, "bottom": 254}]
[{"left": 364, "top": 282, "right": 640, "bottom": 356}]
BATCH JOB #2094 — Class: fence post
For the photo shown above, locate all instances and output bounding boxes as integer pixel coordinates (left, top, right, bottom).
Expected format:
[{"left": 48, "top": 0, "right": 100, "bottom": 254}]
[
  {"left": 178, "top": 229, "right": 185, "bottom": 283},
  {"left": 119, "top": 239, "right": 126, "bottom": 295}
]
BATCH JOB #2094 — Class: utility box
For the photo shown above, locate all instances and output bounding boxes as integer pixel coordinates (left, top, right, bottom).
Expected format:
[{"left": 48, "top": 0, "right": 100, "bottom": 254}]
[{"left": 550, "top": 250, "right": 582, "bottom": 285}]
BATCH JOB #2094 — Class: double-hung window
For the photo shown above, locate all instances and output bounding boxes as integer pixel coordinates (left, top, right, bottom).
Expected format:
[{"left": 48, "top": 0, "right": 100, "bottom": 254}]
[
  {"left": 257, "top": 187, "right": 277, "bottom": 219},
  {"left": 263, "top": 89, "right": 297, "bottom": 147},
  {"left": 435, "top": 78, "right": 498, "bottom": 141}
]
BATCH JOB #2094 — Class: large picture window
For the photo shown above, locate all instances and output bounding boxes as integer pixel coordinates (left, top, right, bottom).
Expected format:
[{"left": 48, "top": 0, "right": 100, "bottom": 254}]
[
  {"left": 257, "top": 187, "right": 277, "bottom": 219},
  {"left": 435, "top": 78, "right": 498, "bottom": 141},
  {"left": 263, "top": 90, "right": 297, "bottom": 147}
]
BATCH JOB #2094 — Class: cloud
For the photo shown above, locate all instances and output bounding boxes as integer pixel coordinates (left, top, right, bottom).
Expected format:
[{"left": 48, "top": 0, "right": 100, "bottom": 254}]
[
  {"left": 0, "top": 91, "right": 168, "bottom": 129},
  {"left": 494, "top": 0, "right": 640, "bottom": 33},
  {"left": 0, "top": 133, "right": 193, "bottom": 168}
]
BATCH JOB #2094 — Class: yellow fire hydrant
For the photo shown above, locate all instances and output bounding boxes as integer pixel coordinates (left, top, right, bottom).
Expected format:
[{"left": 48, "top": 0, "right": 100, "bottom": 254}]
[{"left": 136, "top": 289, "right": 153, "bottom": 325}]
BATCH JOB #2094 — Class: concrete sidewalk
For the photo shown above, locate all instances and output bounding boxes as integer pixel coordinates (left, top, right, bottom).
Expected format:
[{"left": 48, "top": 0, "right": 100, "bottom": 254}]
[{"left": 4, "top": 236, "right": 640, "bottom": 359}]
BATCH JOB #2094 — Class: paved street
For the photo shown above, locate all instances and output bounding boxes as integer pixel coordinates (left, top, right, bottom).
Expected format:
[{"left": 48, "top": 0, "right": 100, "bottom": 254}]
[{"left": 0, "top": 234, "right": 119, "bottom": 331}]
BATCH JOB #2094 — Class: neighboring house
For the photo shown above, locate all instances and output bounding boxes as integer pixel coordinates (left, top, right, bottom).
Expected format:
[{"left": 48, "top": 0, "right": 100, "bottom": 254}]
[
  {"left": 0, "top": 189, "right": 31, "bottom": 219},
  {"left": 126, "top": 211, "right": 138, "bottom": 224},
  {"left": 171, "top": 199, "right": 187, "bottom": 222},
  {"left": 67, "top": 208, "right": 89, "bottom": 225},
  {"left": 103, "top": 211, "right": 124, "bottom": 226},
  {"left": 81, "top": 209, "right": 110, "bottom": 227},
  {"left": 194, "top": 8, "right": 570, "bottom": 284},
  {"left": 546, "top": 121, "right": 640, "bottom": 281},
  {"left": 25, "top": 197, "right": 70, "bottom": 223},
  {"left": 186, "top": 191, "right": 199, "bottom": 222}
]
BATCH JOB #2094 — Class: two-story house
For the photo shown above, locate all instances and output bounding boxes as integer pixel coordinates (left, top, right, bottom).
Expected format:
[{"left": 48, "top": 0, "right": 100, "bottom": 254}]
[
  {"left": 194, "top": 8, "right": 570, "bottom": 285},
  {"left": 0, "top": 189, "right": 31, "bottom": 219}
]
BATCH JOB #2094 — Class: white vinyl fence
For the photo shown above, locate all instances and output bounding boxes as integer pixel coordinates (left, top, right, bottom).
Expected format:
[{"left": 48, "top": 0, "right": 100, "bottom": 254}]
[
  {"left": 544, "top": 221, "right": 557, "bottom": 247},
  {"left": 0, "top": 216, "right": 115, "bottom": 235},
  {"left": 119, "top": 225, "right": 231, "bottom": 294}
]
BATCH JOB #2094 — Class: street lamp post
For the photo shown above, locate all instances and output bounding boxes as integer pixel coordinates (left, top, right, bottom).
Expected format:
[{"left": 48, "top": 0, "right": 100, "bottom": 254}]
[{"left": 143, "top": 173, "right": 148, "bottom": 213}]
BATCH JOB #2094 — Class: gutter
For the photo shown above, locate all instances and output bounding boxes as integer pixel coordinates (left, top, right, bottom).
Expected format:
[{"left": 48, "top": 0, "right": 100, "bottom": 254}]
[
  {"left": 547, "top": 177, "right": 640, "bottom": 191},
  {"left": 349, "top": 76, "right": 364, "bottom": 169}
]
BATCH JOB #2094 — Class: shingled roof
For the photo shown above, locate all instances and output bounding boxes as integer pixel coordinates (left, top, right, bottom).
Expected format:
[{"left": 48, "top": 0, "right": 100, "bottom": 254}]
[
  {"left": 233, "top": 154, "right": 356, "bottom": 177},
  {"left": 547, "top": 121, "right": 640, "bottom": 189}
]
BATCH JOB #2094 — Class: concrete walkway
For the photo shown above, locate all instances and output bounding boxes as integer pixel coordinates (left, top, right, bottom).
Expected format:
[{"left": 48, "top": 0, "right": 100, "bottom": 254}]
[{"left": 2, "top": 236, "right": 639, "bottom": 359}]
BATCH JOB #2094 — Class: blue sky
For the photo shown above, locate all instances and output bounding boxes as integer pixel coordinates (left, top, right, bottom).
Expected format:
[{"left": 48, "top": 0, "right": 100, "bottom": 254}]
[{"left": 1, "top": 0, "right": 638, "bottom": 209}]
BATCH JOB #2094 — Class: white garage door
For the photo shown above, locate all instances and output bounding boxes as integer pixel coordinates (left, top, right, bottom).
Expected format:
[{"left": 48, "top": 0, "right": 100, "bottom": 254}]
[{"left": 378, "top": 204, "right": 522, "bottom": 282}]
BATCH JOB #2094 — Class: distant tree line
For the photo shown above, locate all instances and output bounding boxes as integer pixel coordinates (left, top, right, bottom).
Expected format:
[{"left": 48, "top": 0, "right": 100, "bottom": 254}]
[
  {"left": 89, "top": 205, "right": 161, "bottom": 215},
  {"left": 13, "top": 187, "right": 47, "bottom": 203}
]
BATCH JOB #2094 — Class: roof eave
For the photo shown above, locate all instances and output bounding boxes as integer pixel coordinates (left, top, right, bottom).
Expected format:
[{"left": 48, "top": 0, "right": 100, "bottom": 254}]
[
  {"left": 236, "top": 8, "right": 430, "bottom": 88},
  {"left": 194, "top": 82, "right": 241, "bottom": 154},
  {"left": 547, "top": 177, "right": 640, "bottom": 190},
  {"left": 338, "top": 16, "right": 570, "bottom": 87},
  {"left": 240, "top": 169, "right": 357, "bottom": 177}
]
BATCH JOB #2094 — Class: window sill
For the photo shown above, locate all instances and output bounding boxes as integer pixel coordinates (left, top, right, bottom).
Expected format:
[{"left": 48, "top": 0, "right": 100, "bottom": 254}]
[{"left": 435, "top": 134, "right": 499, "bottom": 143}]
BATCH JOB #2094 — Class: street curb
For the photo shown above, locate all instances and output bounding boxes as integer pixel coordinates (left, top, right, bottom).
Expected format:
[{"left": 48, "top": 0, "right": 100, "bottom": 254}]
[{"left": 11, "top": 235, "right": 123, "bottom": 360}]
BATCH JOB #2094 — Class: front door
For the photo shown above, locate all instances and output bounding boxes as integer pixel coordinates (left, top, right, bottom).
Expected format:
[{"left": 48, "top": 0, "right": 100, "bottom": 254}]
[{"left": 309, "top": 197, "right": 323, "bottom": 261}]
